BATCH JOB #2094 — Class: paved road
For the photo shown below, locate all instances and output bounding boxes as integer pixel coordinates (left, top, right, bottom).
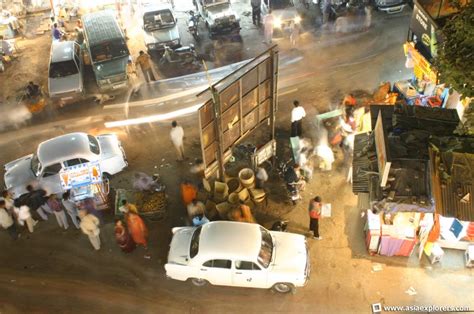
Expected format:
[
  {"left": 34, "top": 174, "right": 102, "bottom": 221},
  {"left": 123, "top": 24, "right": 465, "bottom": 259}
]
[{"left": 2, "top": 8, "right": 472, "bottom": 314}]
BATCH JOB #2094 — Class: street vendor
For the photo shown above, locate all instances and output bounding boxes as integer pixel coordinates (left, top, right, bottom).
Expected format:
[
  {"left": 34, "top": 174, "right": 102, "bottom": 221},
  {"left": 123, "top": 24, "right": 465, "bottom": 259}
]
[{"left": 119, "top": 199, "right": 138, "bottom": 214}]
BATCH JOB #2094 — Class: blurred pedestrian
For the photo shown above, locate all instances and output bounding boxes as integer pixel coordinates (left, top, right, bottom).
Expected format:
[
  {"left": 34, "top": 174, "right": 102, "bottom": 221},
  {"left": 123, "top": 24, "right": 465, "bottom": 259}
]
[
  {"left": 136, "top": 50, "right": 156, "bottom": 83},
  {"left": 170, "top": 120, "right": 185, "bottom": 161},
  {"left": 48, "top": 194, "right": 68, "bottom": 230},
  {"left": 256, "top": 167, "right": 268, "bottom": 189},
  {"left": 126, "top": 59, "right": 139, "bottom": 101},
  {"left": 263, "top": 9, "right": 274, "bottom": 44},
  {"left": 290, "top": 21, "right": 300, "bottom": 49},
  {"left": 62, "top": 192, "right": 80, "bottom": 229},
  {"left": 126, "top": 212, "right": 148, "bottom": 249},
  {"left": 0, "top": 200, "right": 17, "bottom": 239},
  {"left": 251, "top": 0, "right": 261, "bottom": 26},
  {"left": 308, "top": 196, "right": 322, "bottom": 240},
  {"left": 2, "top": 190, "right": 15, "bottom": 215},
  {"left": 291, "top": 100, "right": 306, "bottom": 137},
  {"left": 15, "top": 185, "right": 52, "bottom": 221},
  {"left": 187, "top": 198, "right": 205, "bottom": 219},
  {"left": 114, "top": 220, "right": 136, "bottom": 253},
  {"left": 14, "top": 205, "right": 37, "bottom": 233},
  {"left": 79, "top": 210, "right": 101, "bottom": 250}
]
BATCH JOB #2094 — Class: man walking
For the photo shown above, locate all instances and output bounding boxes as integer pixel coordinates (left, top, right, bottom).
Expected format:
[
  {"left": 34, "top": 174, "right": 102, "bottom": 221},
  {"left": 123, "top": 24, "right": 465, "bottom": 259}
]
[
  {"left": 0, "top": 200, "right": 18, "bottom": 239},
  {"left": 14, "top": 205, "right": 37, "bottom": 233},
  {"left": 251, "top": 0, "right": 261, "bottom": 26},
  {"left": 48, "top": 194, "right": 68, "bottom": 230},
  {"left": 263, "top": 9, "right": 274, "bottom": 44},
  {"left": 170, "top": 120, "right": 185, "bottom": 161},
  {"left": 15, "top": 185, "right": 53, "bottom": 221},
  {"left": 62, "top": 192, "right": 80, "bottom": 229},
  {"left": 291, "top": 100, "right": 306, "bottom": 137},
  {"left": 136, "top": 50, "right": 156, "bottom": 83},
  {"left": 79, "top": 210, "right": 101, "bottom": 251},
  {"left": 308, "top": 196, "right": 322, "bottom": 240}
]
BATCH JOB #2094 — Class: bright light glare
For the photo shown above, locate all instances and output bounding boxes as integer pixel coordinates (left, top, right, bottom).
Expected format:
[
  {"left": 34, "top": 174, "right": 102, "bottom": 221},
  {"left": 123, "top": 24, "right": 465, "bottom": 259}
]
[
  {"left": 104, "top": 103, "right": 203, "bottom": 128},
  {"left": 273, "top": 17, "right": 282, "bottom": 28},
  {"left": 294, "top": 16, "right": 301, "bottom": 24}
]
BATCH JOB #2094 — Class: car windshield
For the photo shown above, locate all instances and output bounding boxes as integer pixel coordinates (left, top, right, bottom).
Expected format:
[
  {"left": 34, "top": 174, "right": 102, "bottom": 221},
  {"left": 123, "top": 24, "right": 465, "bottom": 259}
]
[
  {"left": 49, "top": 60, "right": 78, "bottom": 78},
  {"left": 31, "top": 154, "right": 41, "bottom": 176},
  {"left": 90, "top": 40, "right": 129, "bottom": 63},
  {"left": 265, "top": 0, "right": 293, "bottom": 9},
  {"left": 88, "top": 135, "right": 100, "bottom": 155},
  {"left": 258, "top": 227, "right": 273, "bottom": 268},
  {"left": 189, "top": 226, "right": 202, "bottom": 258},
  {"left": 144, "top": 10, "right": 175, "bottom": 31}
]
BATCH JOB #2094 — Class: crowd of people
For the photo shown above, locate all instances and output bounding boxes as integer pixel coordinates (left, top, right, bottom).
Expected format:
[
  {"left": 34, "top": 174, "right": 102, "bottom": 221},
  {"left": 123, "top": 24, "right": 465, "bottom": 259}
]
[{"left": 0, "top": 184, "right": 150, "bottom": 256}]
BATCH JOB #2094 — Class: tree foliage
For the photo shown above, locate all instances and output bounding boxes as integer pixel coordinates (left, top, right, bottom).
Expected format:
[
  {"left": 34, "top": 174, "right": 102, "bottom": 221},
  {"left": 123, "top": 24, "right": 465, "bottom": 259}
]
[{"left": 436, "top": 2, "right": 474, "bottom": 97}]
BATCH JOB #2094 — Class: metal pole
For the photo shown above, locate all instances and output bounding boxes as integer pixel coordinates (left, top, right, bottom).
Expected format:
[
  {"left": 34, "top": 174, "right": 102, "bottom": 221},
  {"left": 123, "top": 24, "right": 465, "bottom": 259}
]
[
  {"left": 270, "top": 46, "right": 279, "bottom": 167},
  {"left": 202, "top": 60, "right": 225, "bottom": 181}
]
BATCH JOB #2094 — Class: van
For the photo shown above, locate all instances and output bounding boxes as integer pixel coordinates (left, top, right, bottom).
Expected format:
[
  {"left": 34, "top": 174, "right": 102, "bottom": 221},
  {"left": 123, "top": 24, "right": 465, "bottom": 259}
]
[
  {"left": 82, "top": 11, "right": 130, "bottom": 92},
  {"left": 48, "top": 41, "right": 84, "bottom": 107},
  {"left": 141, "top": 4, "right": 181, "bottom": 53}
]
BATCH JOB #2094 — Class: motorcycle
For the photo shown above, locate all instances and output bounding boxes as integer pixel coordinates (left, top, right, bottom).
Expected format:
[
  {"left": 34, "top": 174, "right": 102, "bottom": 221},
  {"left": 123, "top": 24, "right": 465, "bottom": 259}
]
[
  {"left": 187, "top": 10, "right": 201, "bottom": 41},
  {"left": 278, "top": 160, "right": 304, "bottom": 205},
  {"left": 159, "top": 45, "right": 201, "bottom": 69}
]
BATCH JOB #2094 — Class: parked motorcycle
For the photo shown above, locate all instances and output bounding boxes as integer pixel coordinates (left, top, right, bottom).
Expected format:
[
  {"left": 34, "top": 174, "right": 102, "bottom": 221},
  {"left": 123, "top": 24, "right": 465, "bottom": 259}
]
[
  {"left": 159, "top": 45, "right": 201, "bottom": 69},
  {"left": 278, "top": 160, "right": 304, "bottom": 205},
  {"left": 187, "top": 10, "right": 201, "bottom": 41}
]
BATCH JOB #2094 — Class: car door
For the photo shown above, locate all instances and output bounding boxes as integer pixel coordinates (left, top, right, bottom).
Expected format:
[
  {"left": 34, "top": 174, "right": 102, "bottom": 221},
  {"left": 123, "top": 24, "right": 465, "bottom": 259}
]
[
  {"left": 199, "top": 259, "right": 232, "bottom": 286},
  {"left": 39, "top": 162, "right": 64, "bottom": 195},
  {"left": 232, "top": 260, "right": 268, "bottom": 288},
  {"left": 73, "top": 42, "right": 84, "bottom": 94}
]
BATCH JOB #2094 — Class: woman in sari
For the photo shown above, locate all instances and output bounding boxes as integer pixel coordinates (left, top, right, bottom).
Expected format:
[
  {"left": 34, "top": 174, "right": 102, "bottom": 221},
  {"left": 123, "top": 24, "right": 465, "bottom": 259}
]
[
  {"left": 114, "top": 220, "right": 136, "bottom": 253},
  {"left": 125, "top": 212, "right": 149, "bottom": 249}
]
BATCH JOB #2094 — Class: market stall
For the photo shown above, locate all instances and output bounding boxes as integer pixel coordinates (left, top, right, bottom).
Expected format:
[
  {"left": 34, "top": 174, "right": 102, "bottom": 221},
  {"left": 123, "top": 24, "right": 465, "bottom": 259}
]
[{"left": 59, "top": 161, "right": 109, "bottom": 210}]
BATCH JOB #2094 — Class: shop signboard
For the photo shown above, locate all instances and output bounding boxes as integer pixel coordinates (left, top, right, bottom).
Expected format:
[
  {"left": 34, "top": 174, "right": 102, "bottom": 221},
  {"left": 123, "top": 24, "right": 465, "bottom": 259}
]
[
  {"left": 404, "top": 43, "right": 437, "bottom": 83},
  {"left": 409, "top": 3, "right": 439, "bottom": 59},
  {"left": 60, "top": 161, "right": 102, "bottom": 190},
  {"left": 198, "top": 47, "right": 278, "bottom": 179},
  {"left": 374, "top": 112, "right": 390, "bottom": 187}
]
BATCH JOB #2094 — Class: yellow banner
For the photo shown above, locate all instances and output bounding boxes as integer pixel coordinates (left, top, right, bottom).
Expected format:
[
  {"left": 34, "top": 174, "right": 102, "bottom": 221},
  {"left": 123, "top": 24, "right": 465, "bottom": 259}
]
[{"left": 404, "top": 42, "right": 437, "bottom": 83}]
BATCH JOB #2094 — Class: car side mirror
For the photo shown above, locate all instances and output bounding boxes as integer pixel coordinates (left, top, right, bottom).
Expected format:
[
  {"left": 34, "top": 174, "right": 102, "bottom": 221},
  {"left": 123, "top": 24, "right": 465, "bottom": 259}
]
[{"left": 175, "top": 18, "right": 178, "bottom": 22}]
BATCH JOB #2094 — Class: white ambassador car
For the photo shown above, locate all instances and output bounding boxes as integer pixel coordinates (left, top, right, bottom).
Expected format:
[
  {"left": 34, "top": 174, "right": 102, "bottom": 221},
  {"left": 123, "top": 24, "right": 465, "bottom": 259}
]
[
  {"left": 165, "top": 221, "right": 310, "bottom": 293},
  {"left": 4, "top": 132, "right": 127, "bottom": 198}
]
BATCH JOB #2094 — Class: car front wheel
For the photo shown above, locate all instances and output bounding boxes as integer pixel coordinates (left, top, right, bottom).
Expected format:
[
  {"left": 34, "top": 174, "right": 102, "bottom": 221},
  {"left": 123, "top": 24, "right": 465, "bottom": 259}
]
[
  {"left": 272, "top": 283, "right": 294, "bottom": 294},
  {"left": 191, "top": 278, "right": 208, "bottom": 287}
]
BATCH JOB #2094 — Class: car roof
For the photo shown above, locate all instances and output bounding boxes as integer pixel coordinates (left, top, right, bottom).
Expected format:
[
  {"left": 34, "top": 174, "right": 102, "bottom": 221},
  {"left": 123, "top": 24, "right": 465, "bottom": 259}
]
[
  {"left": 82, "top": 10, "right": 124, "bottom": 44},
  {"left": 51, "top": 41, "right": 74, "bottom": 63},
  {"left": 142, "top": 3, "right": 172, "bottom": 13},
  {"left": 37, "top": 132, "right": 98, "bottom": 166},
  {"left": 198, "top": 221, "right": 262, "bottom": 261}
]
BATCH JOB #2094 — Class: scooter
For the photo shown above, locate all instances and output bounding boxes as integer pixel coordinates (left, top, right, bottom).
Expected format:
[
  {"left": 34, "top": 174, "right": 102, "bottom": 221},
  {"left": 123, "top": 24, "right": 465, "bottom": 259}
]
[
  {"left": 159, "top": 45, "right": 201, "bottom": 69},
  {"left": 187, "top": 10, "right": 200, "bottom": 41}
]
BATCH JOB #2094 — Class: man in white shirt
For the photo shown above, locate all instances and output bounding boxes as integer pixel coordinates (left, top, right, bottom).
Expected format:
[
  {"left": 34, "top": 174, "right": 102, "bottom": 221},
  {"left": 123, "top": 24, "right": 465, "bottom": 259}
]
[
  {"left": 291, "top": 100, "right": 306, "bottom": 137},
  {"left": 0, "top": 200, "right": 17, "bottom": 239},
  {"left": 170, "top": 120, "right": 185, "bottom": 161}
]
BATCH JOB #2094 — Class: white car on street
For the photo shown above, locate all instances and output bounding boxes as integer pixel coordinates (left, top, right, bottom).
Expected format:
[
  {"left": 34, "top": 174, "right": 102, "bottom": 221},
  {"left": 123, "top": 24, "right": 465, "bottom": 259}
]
[
  {"left": 4, "top": 132, "right": 127, "bottom": 198},
  {"left": 165, "top": 221, "right": 310, "bottom": 293}
]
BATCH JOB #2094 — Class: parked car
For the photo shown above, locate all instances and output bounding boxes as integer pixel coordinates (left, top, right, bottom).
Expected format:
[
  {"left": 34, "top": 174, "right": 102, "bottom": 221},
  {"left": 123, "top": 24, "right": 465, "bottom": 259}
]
[
  {"left": 141, "top": 3, "right": 181, "bottom": 53},
  {"left": 165, "top": 221, "right": 310, "bottom": 293},
  {"left": 4, "top": 132, "right": 127, "bottom": 198},
  {"left": 261, "top": 0, "right": 301, "bottom": 34},
  {"left": 82, "top": 11, "right": 130, "bottom": 92},
  {"left": 374, "top": 0, "right": 406, "bottom": 13},
  {"left": 195, "top": 0, "right": 240, "bottom": 38},
  {"left": 48, "top": 41, "right": 84, "bottom": 107}
]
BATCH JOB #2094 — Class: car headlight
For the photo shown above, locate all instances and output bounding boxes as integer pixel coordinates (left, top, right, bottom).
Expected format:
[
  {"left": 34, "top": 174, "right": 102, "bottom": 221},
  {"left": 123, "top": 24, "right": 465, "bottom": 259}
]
[
  {"left": 147, "top": 43, "right": 155, "bottom": 49},
  {"left": 273, "top": 17, "right": 282, "bottom": 28},
  {"left": 294, "top": 15, "right": 302, "bottom": 24},
  {"left": 172, "top": 39, "right": 180, "bottom": 45}
]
